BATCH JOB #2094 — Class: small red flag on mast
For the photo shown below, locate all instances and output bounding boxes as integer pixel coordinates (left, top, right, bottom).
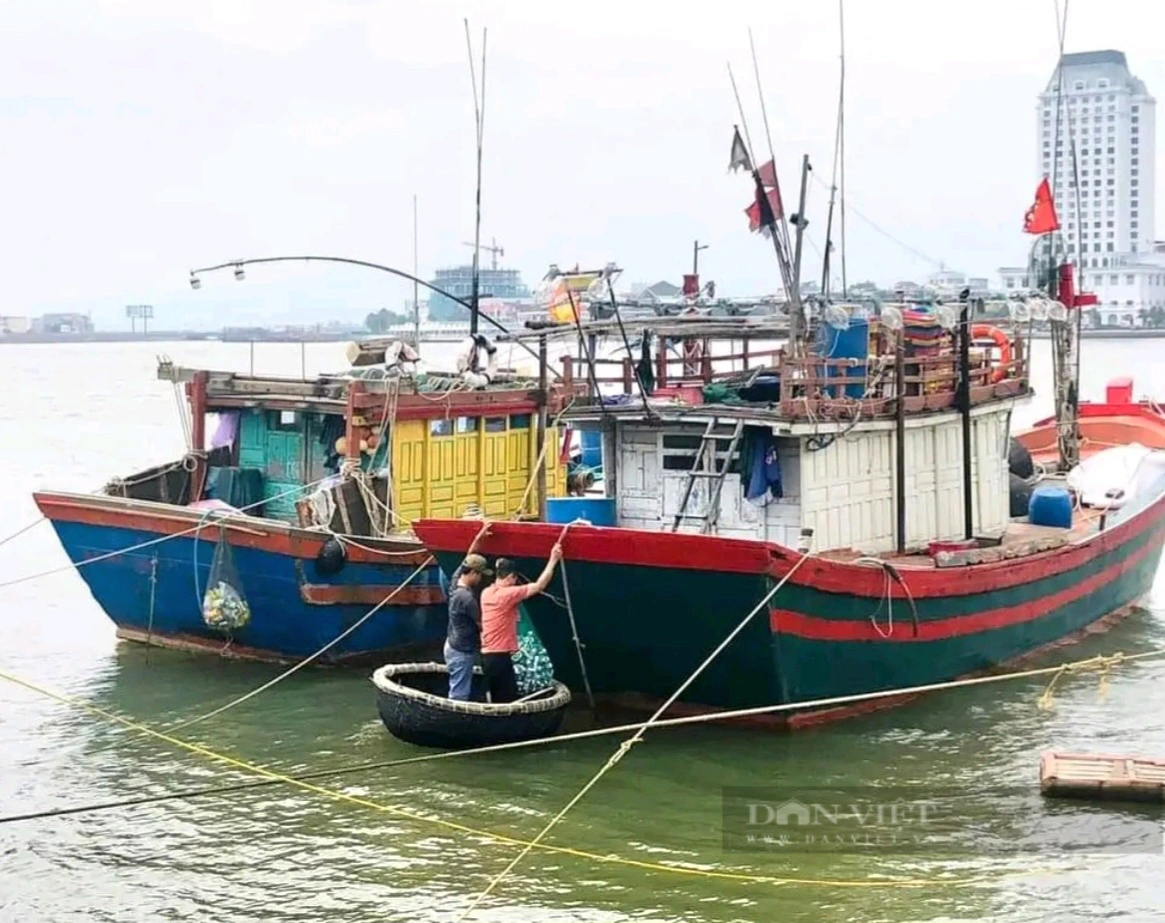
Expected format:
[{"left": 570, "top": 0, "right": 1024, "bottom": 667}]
[{"left": 1023, "top": 177, "right": 1060, "bottom": 235}]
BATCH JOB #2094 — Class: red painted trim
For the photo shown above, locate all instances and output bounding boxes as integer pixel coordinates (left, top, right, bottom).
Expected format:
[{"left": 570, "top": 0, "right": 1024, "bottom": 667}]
[
  {"left": 415, "top": 490, "right": 1165, "bottom": 601},
  {"left": 33, "top": 491, "right": 432, "bottom": 566},
  {"left": 115, "top": 626, "right": 440, "bottom": 666},
  {"left": 414, "top": 518, "right": 774, "bottom": 576},
  {"left": 600, "top": 599, "right": 1144, "bottom": 732},
  {"left": 770, "top": 523, "right": 1161, "bottom": 641},
  {"left": 299, "top": 583, "right": 443, "bottom": 606},
  {"left": 785, "top": 599, "right": 1141, "bottom": 729}
]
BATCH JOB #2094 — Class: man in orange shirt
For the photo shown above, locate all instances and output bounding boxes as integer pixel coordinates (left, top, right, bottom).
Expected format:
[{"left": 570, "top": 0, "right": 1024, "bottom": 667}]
[{"left": 479, "top": 544, "right": 563, "bottom": 703}]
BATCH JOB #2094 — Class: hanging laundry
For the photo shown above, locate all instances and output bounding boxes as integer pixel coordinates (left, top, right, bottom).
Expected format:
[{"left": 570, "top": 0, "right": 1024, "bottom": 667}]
[{"left": 739, "top": 426, "right": 783, "bottom": 506}]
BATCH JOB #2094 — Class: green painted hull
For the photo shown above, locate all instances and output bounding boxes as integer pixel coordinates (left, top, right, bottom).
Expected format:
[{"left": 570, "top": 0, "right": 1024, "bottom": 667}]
[{"left": 420, "top": 502, "right": 1165, "bottom": 722}]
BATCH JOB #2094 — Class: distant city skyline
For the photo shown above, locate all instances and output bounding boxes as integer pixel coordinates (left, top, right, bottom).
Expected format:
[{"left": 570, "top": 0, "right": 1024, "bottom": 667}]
[{"left": 5, "top": 2, "right": 1165, "bottom": 330}]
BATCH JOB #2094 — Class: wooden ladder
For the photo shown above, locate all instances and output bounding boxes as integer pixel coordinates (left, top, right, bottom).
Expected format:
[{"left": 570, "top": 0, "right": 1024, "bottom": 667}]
[{"left": 670, "top": 418, "right": 745, "bottom": 534}]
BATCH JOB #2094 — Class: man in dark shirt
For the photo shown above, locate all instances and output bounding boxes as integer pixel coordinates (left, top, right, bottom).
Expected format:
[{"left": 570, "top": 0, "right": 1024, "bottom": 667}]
[{"left": 444, "top": 551, "right": 491, "bottom": 700}]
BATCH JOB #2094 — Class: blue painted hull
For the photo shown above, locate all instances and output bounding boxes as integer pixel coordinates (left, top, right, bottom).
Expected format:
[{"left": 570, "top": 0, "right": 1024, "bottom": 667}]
[{"left": 48, "top": 518, "right": 448, "bottom": 663}]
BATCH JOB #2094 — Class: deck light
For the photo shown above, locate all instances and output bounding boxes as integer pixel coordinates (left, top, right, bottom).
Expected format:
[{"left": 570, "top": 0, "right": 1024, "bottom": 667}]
[
  {"left": 234, "top": 263, "right": 245, "bottom": 281},
  {"left": 189, "top": 274, "right": 201, "bottom": 290}
]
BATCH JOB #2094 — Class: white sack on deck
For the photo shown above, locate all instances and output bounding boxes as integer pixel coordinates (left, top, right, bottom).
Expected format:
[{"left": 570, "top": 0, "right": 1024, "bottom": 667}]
[{"left": 1067, "top": 443, "right": 1151, "bottom": 509}]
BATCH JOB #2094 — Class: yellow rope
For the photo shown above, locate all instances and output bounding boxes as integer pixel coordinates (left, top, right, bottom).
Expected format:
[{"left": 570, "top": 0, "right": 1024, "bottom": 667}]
[
  {"left": 455, "top": 548, "right": 819, "bottom": 919},
  {"left": 0, "top": 666, "right": 1053, "bottom": 892},
  {"left": 1037, "top": 652, "right": 1127, "bottom": 711}
]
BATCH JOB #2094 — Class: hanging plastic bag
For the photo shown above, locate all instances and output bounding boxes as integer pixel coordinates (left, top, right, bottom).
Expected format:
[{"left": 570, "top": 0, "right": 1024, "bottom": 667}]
[
  {"left": 201, "top": 529, "right": 251, "bottom": 631},
  {"left": 512, "top": 604, "right": 554, "bottom": 696}
]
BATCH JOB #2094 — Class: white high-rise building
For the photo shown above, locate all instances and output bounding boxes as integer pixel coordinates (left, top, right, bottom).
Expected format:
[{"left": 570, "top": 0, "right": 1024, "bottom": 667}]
[
  {"left": 1002, "top": 50, "right": 1165, "bottom": 326},
  {"left": 1037, "top": 50, "right": 1155, "bottom": 264}
]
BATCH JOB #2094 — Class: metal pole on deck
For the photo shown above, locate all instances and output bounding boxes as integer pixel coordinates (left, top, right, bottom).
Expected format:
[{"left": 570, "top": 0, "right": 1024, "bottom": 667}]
[
  {"left": 249, "top": 341, "right": 255, "bottom": 376},
  {"left": 536, "top": 335, "right": 548, "bottom": 521},
  {"left": 894, "top": 333, "right": 907, "bottom": 553},
  {"left": 957, "top": 295, "right": 974, "bottom": 540}
]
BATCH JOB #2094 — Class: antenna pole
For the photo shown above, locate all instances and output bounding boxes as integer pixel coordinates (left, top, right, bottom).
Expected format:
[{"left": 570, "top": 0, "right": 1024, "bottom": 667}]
[
  {"left": 838, "top": 0, "right": 847, "bottom": 298},
  {"left": 790, "top": 154, "right": 811, "bottom": 350},
  {"left": 465, "top": 20, "right": 487, "bottom": 337},
  {"left": 412, "top": 193, "right": 420, "bottom": 349}
]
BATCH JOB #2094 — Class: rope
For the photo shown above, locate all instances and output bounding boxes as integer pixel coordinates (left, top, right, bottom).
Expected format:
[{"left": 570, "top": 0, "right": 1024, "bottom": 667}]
[
  {"left": 0, "top": 665, "right": 1068, "bottom": 890},
  {"left": 556, "top": 524, "right": 596, "bottom": 717},
  {"left": 160, "top": 557, "right": 434, "bottom": 735},
  {"left": 0, "top": 517, "right": 46, "bottom": 550},
  {"left": 454, "top": 546, "right": 816, "bottom": 920},
  {"left": 0, "top": 479, "right": 329, "bottom": 591},
  {"left": 1, "top": 644, "right": 1159, "bottom": 842}
]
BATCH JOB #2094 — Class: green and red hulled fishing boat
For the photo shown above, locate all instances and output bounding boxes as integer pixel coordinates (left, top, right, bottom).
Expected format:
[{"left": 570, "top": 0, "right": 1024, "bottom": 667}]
[{"left": 414, "top": 259, "right": 1165, "bottom": 727}]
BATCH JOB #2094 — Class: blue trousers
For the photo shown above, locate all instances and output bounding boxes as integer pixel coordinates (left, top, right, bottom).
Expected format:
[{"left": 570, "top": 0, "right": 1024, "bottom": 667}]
[{"left": 443, "top": 641, "right": 477, "bottom": 700}]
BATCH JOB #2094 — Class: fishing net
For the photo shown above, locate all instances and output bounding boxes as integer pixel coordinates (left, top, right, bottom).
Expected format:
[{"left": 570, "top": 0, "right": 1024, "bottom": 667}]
[
  {"left": 512, "top": 604, "right": 554, "bottom": 695},
  {"left": 201, "top": 530, "right": 252, "bottom": 632}
]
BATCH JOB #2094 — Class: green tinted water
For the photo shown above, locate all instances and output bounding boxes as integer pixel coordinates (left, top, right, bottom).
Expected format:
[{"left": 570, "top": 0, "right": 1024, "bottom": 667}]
[{"left": 2, "top": 340, "right": 1164, "bottom": 922}]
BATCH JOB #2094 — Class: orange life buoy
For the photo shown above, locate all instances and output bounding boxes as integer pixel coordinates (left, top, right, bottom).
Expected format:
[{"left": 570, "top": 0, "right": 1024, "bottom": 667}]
[{"left": 971, "top": 324, "right": 1011, "bottom": 384}]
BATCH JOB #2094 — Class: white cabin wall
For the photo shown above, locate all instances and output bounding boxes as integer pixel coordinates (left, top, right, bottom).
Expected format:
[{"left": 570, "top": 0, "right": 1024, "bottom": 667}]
[
  {"left": 799, "top": 431, "right": 896, "bottom": 553},
  {"left": 613, "top": 421, "right": 802, "bottom": 541},
  {"left": 971, "top": 409, "right": 1010, "bottom": 538},
  {"left": 614, "top": 424, "right": 661, "bottom": 529},
  {"left": 903, "top": 407, "right": 1011, "bottom": 547}
]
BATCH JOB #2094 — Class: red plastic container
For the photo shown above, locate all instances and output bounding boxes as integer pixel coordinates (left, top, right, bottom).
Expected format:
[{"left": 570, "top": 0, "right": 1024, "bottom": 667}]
[{"left": 927, "top": 538, "right": 977, "bottom": 557}]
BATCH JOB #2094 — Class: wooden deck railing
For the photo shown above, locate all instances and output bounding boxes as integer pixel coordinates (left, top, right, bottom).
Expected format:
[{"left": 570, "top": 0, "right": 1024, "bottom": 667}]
[{"left": 558, "top": 330, "right": 1029, "bottom": 418}]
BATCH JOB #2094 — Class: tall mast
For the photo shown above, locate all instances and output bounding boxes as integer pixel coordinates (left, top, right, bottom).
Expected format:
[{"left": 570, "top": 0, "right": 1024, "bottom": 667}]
[
  {"left": 464, "top": 20, "right": 487, "bottom": 337},
  {"left": 820, "top": 0, "right": 846, "bottom": 299},
  {"left": 412, "top": 193, "right": 420, "bottom": 348}
]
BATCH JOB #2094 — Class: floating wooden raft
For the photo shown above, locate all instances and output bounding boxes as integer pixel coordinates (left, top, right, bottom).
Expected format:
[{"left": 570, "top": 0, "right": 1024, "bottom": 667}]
[{"left": 1040, "top": 751, "right": 1165, "bottom": 803}]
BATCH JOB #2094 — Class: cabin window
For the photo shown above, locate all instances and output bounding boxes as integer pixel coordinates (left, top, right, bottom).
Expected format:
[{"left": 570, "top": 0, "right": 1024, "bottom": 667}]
[
  {"left": 269, "top": 410, "right": 299, "bottom": 431},
  {"left": 661, "top": 430, "right": 740, "bottom": 473},
  {"left": 484, "top": 417, "right": 507, "bottom": 433},
  {"left": 430, "top": 419, "right": 453, "bottom": 437},
  {"left": 510, "top": 414, "right": 531, "bottom": 430},
  {"left": 455, "top": 416, "right": 478, "bottom": 434}
]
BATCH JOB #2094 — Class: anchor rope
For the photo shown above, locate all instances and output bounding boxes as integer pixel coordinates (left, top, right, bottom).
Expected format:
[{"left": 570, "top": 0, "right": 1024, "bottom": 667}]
[
  {"left": 0, "top": 516, "right": 46, "bottom": 550},
  {"left": 0, "top": 665, "right": 1076, "bottom": 890},
  {"left": 453, "top": 545, "right": 817, "bottom": 920},
  {"left": 158, "top": 557, "right": 434, "bottom": 735}
]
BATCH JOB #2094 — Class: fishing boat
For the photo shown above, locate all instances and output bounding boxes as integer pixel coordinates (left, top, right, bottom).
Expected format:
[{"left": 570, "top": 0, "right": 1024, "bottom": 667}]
[
  {"left": 371, "top": 662, "right": 571, "bottom": 749},
  {"left": 414, "top": 299, "right": 1165, "bottom": 726},
  {"left": 32, "top": 340, "right": 576, "bottom": 663},
  {"left": 1016, "top": 377, "right": 1165, "bottom": 468},
  {"left": 413, "top": 114, "right": 1165, "bottom": 726}
]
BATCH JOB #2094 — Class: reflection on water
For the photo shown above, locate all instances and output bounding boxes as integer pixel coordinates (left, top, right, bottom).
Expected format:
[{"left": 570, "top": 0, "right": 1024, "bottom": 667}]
[{"left": 1, "top": 340, "right": 1164, "bottom": 922}]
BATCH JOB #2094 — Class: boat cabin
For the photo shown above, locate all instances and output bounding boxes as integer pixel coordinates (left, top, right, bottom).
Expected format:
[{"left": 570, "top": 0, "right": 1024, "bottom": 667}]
[
  {"left": 104, "top": 347, "right": 577, "bottom": 537},
  {"left": 507, "top": 310, "right": 1033, "bottom": 554}
]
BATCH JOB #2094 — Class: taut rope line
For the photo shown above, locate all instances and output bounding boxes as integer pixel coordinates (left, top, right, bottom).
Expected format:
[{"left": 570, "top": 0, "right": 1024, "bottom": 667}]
[{"left": 453, "top": 546, "right": 816, "bottom": 920}]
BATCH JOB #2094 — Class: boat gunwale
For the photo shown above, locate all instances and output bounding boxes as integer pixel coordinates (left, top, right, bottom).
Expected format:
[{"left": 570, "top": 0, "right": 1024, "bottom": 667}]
[
  {"left": 32, "top": 489, "right": 430, "bottom": 562},
  {"left": 413, "top": 478, "right": 1165, "bottom": 600},
  {"left": 371, "top": 662, "right": 571, "bottom": 716}
]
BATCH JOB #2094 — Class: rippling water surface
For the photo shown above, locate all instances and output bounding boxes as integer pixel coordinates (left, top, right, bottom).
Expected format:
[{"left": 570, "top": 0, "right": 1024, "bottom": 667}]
[{"left": 1, "top": 339, "right": 1164, "bottom": 922}]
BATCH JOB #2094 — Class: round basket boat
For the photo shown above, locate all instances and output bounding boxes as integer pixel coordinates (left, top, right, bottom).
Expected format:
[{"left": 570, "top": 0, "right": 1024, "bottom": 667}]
[{"left": 371, "top": 662, "right": 572, "bottom": 750}]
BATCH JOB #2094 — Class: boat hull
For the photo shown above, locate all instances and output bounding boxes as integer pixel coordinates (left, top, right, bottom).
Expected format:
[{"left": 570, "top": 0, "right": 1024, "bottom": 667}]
[
  {"left": 414, "top": 494, "right": 1165, "bottom": 726},
  {"left": 35, "top": 492, "right": 448, "bottom": 664}
]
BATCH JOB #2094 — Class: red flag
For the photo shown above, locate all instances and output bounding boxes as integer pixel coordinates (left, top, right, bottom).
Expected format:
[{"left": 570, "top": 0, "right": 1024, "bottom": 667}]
[
  {"left": 745, "top": 188, "right": 783, "bottom": 232},
  {"left": 757, "top": 159, "right": 779, "bottom": 189},
  {"left": 1023, "top": 178, "right": 1060, "bottom": 235}
]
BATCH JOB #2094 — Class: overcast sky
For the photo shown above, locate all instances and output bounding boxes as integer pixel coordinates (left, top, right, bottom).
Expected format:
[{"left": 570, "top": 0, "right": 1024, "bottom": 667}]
[{"left": 3, "top": 0, "right": 1163, "bottom": 329}]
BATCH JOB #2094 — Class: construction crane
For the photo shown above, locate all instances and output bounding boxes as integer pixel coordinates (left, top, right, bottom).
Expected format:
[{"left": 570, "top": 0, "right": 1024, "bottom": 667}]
[{"left": 462, "top": 237, "right": 504, "bottom": 270}]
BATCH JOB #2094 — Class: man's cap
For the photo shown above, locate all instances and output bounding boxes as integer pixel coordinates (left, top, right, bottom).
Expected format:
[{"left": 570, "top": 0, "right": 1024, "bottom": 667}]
[
  {"left": 463, "top": 553, "right": 492, "bottom": 575},
  {"left": 495, "top": 557, "right": 517, "bottom": 578}
]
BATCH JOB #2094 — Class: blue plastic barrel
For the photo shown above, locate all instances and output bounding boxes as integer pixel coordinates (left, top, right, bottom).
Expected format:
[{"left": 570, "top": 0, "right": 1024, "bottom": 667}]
[
  {"left": 546, "top": 497, "right": 616, "bottom": 526},
  {"left": 817, "top": 318, "right": 869, "bottom": 398},
  {"left": 1028, "top": 485, "right": 1073, "bottom": 528},
  {"left": 579, "top": 430, "right": 603, "bottom": 469}
]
